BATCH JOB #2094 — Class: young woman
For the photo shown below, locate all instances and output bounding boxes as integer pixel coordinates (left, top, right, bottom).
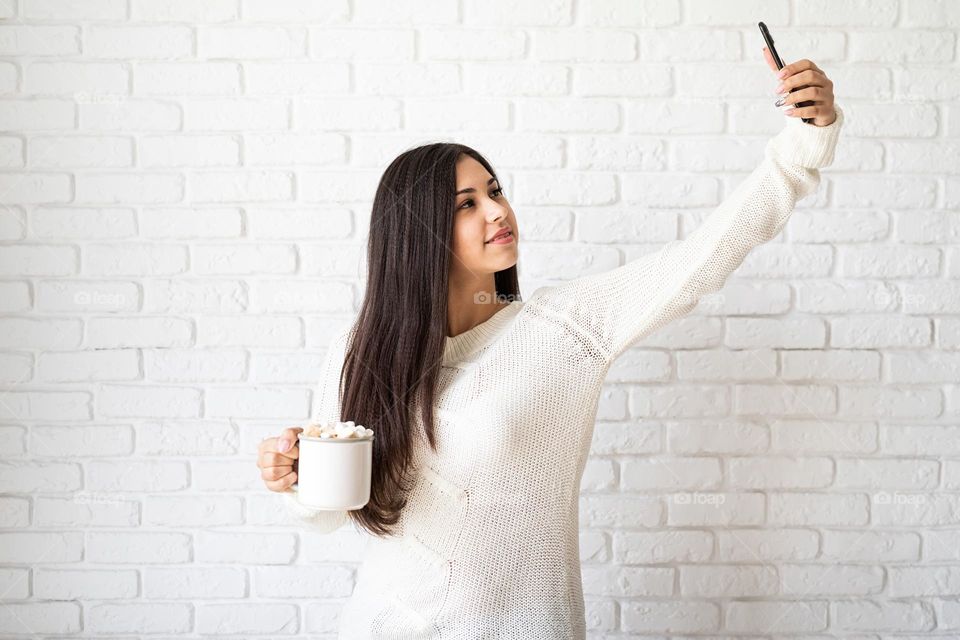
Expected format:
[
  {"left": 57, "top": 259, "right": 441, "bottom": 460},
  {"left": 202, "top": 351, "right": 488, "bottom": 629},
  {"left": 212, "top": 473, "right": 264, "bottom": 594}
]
[{"left": 257, "top": 51, "right": 844, "bottom": 638}]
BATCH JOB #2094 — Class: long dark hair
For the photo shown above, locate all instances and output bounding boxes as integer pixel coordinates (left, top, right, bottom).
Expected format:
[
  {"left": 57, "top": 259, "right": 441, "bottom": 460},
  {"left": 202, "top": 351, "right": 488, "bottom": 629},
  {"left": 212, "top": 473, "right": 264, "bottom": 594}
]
[{"left": 339, "top": 143, "right": 520, "bottom": 537}]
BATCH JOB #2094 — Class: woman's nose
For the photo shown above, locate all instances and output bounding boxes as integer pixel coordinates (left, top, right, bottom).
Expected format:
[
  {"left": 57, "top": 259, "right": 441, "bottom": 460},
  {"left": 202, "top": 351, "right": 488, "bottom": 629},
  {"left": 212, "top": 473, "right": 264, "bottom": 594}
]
[{"left": 485, "top": 208, "right": 505, "bottom": 222}]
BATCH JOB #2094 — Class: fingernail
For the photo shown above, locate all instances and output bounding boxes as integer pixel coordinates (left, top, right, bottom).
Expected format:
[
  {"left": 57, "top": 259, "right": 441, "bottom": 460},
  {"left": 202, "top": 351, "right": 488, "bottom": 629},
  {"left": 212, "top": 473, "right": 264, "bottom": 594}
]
[
  {"left": 278, "top": 439, "right": 291, "bottom": 452},
  {"left": 775, "top": 97, "right": 786, "bottom": 107},
  {"left": 774, "top": 83, "right": 785, "bottom": 94},
  {"left": 778, "top": 69, "right": 788, "bottom": 79}
]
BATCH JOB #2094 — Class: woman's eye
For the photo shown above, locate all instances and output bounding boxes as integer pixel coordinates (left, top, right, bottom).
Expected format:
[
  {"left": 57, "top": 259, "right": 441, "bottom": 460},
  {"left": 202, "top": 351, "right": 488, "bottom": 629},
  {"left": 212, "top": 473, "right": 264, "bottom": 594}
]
[{"left": 458, "top": 189, "right": 504, "bottom": 210}]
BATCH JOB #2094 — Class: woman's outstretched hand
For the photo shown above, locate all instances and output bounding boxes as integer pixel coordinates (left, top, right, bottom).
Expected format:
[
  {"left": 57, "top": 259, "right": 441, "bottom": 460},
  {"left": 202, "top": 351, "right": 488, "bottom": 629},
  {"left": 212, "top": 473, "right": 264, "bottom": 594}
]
[{"left": 763, "top": 46, "right": 837, "bottom": 127}]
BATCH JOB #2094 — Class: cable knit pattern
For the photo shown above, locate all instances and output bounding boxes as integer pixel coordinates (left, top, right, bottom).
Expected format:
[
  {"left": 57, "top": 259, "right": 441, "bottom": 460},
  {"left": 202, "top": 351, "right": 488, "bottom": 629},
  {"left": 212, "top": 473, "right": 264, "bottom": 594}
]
[{"left": 281, "top": 106, "right": 845, "bottom": 639}]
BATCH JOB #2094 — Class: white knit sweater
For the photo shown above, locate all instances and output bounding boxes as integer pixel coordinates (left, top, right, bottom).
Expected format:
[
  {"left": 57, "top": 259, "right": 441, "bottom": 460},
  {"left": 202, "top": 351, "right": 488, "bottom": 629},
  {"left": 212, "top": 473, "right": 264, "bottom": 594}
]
[{"left": 282, "top": 106, "right": 845, "bottom": 638}]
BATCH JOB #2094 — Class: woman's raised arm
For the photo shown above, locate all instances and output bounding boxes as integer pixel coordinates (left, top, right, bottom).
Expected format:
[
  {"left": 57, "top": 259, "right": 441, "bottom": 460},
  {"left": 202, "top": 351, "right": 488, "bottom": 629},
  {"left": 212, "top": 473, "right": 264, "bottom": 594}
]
[{"left": 532, "top": 101, "right": 845, "bottom": 363}]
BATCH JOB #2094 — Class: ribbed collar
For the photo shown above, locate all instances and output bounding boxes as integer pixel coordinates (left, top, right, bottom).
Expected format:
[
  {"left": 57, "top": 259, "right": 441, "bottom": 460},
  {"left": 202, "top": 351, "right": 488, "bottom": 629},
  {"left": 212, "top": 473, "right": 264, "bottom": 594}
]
[{"left": 442, "top": 301, "right": 524, "bottom": 365}]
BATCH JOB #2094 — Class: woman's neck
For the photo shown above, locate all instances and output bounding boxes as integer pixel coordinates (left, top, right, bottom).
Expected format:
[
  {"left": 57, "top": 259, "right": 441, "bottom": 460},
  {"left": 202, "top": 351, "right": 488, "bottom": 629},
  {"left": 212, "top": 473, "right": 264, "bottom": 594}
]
[{"left": 446, "top": 278, "right": 507, "bottom": 338}]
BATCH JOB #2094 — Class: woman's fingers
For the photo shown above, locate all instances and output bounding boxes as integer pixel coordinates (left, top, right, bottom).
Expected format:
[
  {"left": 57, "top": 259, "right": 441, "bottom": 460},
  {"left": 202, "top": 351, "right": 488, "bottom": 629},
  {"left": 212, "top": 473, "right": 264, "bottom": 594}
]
[
  {"left": 258, "top": 426, "right": 304, "bottom": 493},
  {"left": 261, "top": 462, "right": 294, "bottom": 482},
  {"left": 257, "top": 426, "right": 302, "bottom": 459},
  {"left": 782, "top": 104, "right": 832, "bottom": 119},
  {"left": 777, "top": 68, "right": 827, "bottom": 93},
  {"left": 776, "top": 85, "right": 830, "bottom": 107},
  {"left": 773, "top": 58, "right": 837, "bottom": 126},
  {"left": 775, "top": 65, "right": 828, "bottom": 96},
  {"left": 264, "top": 469, "right": 297, "bottom": 492},
  {"left": 275, "top": 426, "right": 303, "bottom": 456},
  {"left": 778, "top": 58, "right": 822, "bottom": 79},
  {"left": 258, "top": 450, "right": 297, "bottom": 469}
]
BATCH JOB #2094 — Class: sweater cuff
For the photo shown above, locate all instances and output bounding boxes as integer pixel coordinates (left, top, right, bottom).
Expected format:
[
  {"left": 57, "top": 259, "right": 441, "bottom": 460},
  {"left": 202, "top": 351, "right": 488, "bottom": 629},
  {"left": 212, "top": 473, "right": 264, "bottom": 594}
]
[{"left": 766, "top": 103, "right": 845, "bottom": 169}]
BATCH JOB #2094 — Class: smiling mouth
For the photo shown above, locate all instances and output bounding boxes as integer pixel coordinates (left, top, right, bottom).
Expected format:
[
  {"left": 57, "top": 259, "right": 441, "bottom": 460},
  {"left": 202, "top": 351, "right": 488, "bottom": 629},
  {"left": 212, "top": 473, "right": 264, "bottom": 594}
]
[{"left": 486, "top": 229, "right": 513, "bottom": 243}]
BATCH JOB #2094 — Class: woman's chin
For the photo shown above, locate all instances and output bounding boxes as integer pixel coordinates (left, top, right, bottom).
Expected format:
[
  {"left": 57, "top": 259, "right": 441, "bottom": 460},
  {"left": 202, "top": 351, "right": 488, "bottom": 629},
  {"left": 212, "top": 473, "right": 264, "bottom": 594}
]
[{"left": 492, "top": 253, "right": 518, "bottom": 271}]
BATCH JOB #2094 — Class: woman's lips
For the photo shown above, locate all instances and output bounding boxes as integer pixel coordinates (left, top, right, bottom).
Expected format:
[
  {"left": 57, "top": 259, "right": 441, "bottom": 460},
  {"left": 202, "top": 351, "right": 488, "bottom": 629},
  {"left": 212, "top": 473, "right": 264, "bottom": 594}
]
[{"left": 486, "top": 230, "right": 514, "bottom": 244}]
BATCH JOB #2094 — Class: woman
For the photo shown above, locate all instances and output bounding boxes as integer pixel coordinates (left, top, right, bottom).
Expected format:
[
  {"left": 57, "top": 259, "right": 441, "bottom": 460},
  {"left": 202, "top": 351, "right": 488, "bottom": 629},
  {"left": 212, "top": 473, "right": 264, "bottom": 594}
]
[{"left": 257, "top": 51, "right": 844, "bottom": 638}]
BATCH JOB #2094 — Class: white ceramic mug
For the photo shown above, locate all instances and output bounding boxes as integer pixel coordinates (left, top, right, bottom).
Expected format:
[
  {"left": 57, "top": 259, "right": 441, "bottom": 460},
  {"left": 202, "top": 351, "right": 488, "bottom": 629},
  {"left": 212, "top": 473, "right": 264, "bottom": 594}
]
[{"left": 290, "top": 433, "right": 374, "bottom": 510}]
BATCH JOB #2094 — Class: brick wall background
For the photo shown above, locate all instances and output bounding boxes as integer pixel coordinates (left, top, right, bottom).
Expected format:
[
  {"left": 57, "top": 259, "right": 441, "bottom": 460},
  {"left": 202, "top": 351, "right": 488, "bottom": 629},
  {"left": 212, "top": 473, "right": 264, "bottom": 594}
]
[{"left": 2, "top": 0, "right": 959, "bottom": 636}]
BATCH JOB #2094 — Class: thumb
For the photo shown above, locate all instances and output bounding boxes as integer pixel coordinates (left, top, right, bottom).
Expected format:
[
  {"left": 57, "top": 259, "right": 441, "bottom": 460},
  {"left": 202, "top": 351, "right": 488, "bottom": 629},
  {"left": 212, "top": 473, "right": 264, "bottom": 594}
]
[{"left": 276, "top": 426, "right": 302, "bottom": 455}]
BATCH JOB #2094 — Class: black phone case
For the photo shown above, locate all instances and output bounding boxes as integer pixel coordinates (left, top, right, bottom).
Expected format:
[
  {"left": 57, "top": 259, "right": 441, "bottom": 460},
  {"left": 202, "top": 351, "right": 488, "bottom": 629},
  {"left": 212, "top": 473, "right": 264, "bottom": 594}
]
[{"left": 758, "top": 22, "right": 815, "bottom": 123}]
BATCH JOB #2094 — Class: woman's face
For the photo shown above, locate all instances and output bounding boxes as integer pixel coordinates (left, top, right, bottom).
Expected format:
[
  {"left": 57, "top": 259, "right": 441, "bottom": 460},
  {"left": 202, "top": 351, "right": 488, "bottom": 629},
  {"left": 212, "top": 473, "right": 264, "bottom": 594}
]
[{"left": 449, "top": 155, "right": 519, "bottom": 284}]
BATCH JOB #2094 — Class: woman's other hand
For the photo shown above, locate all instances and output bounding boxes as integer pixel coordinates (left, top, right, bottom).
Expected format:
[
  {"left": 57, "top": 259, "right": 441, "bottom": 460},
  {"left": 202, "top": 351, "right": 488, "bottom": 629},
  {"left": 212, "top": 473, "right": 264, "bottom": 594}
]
[
  {"left": 258, "top": 426, "right": 302, "bottom": 492},
  {"left": 763, "top": 46, "right": 837, "bottom": 127}
]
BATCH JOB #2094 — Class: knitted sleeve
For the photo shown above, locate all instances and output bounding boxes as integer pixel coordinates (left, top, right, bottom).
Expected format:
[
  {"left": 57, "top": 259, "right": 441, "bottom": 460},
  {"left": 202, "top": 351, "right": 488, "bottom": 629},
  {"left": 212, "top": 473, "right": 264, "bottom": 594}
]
[
  {"left": 280, "top": 326, "right": 352, "bottom": 534},
  {"left": 536, "top": 105, "right": 845, "bottom": 362}
]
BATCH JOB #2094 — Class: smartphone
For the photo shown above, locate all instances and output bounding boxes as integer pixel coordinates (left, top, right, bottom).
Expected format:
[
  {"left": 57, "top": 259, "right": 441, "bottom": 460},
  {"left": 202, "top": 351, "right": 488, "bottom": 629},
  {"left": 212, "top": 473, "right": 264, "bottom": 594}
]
[{"left": 758, "top": 21, "right": 814, "bottom": 123}]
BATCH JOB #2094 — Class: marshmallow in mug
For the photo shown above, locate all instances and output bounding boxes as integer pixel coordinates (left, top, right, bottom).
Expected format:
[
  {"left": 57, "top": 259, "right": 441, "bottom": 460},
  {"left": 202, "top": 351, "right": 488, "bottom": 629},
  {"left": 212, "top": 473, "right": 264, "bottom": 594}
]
[{"left": 303, "top": 420, "right": 373, "bottom": 440}]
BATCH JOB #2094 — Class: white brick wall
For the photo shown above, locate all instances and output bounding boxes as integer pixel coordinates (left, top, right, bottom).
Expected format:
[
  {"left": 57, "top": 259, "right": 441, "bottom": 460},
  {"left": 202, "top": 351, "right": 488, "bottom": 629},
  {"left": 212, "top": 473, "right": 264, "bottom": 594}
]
[{"left": 1, "top": 0, "right": 957, "bottom": 636}]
